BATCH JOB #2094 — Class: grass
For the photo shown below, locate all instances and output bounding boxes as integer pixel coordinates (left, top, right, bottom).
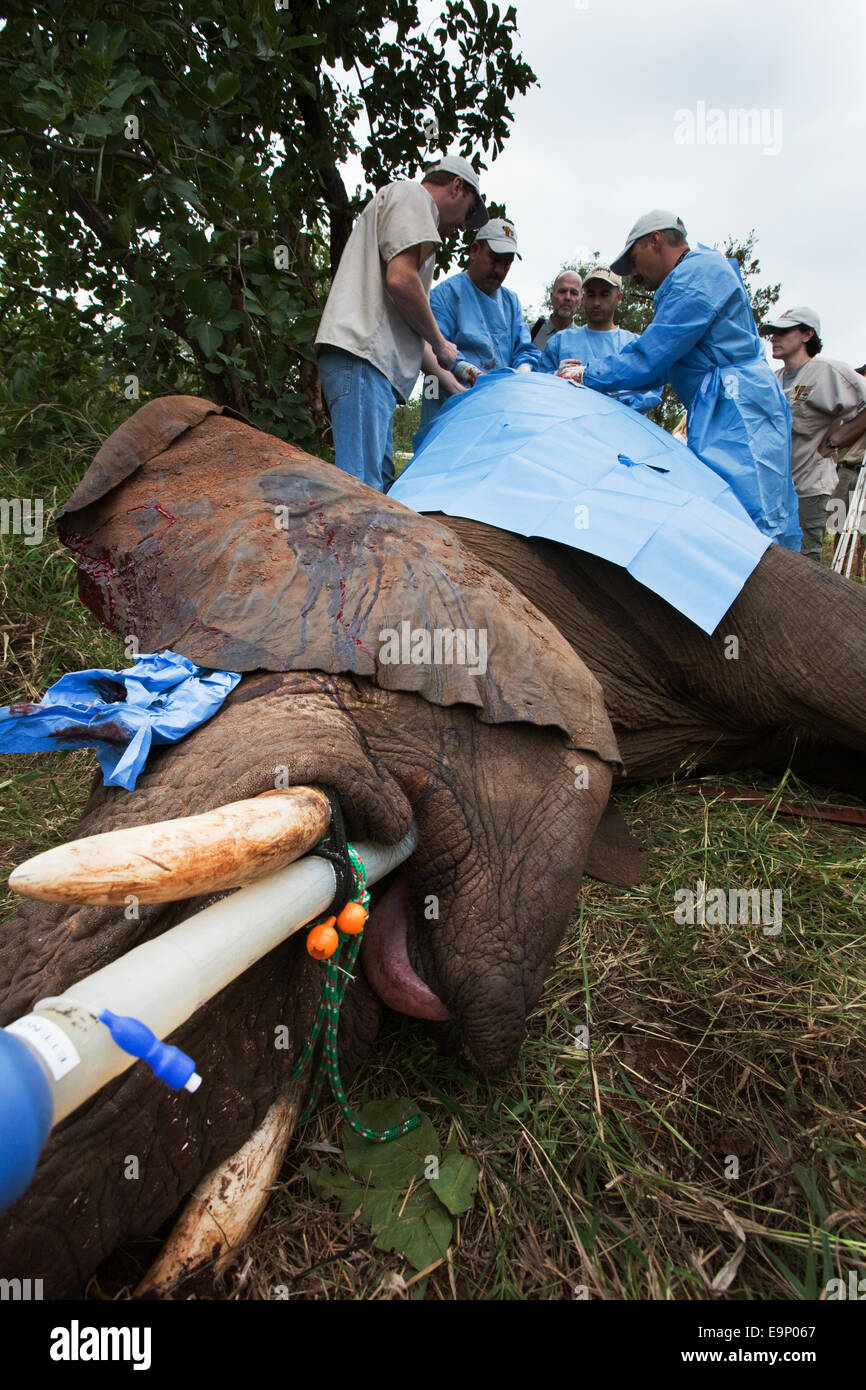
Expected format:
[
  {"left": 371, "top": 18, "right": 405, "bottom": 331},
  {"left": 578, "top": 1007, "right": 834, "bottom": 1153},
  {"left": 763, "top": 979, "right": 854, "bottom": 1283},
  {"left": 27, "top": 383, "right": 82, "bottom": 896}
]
[
  {"left": 220, "top": 777, "right": 863, "bottom": 1301},
  {"left": 1, "top": 403, "right": 864, "bottom": 1300}
]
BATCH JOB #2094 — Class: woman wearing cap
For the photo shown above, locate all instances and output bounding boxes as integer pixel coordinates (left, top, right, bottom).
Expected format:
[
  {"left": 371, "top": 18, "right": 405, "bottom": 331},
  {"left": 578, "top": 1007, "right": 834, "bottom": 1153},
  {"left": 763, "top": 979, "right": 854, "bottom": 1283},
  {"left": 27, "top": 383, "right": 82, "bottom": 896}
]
[{"left": 761, "top": 309, "right": 866, "bottom": 561}]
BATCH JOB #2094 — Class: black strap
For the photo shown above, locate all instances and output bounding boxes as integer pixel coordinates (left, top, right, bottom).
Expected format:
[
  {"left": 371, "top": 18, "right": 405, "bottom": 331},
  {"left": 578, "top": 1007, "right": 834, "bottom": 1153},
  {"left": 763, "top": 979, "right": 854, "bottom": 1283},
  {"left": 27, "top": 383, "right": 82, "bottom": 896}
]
[{"left": 307, "top": 785, "right": 354, "bottom": 918}]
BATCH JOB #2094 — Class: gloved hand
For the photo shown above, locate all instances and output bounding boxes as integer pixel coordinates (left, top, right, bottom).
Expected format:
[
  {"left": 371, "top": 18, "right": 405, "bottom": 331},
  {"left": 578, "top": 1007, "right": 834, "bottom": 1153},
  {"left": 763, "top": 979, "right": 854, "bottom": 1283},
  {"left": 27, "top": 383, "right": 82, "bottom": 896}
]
[
  {"left": 453, "top": 360, "right": 483, "bottom": 387},
  {"left": 556, "top": 359, "right": 585, "bottom": 386}
]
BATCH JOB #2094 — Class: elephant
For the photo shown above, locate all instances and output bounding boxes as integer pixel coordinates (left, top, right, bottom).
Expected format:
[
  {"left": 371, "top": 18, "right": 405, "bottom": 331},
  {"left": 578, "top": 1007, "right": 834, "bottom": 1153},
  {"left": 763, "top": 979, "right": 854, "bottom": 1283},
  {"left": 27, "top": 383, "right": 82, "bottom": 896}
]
[
  {"left": 1, "top": 393, "right": 863, "bottom": 1299},
  {"left": 0, "top": 396, "right": 622, "bottom": 1297}
]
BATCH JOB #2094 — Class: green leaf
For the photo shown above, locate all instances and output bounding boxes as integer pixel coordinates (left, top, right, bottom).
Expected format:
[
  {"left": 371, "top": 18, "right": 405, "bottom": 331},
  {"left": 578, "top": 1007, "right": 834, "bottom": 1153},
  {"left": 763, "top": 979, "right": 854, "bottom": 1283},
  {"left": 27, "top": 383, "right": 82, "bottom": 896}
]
[
  {"left": 208, "top": 72, "right": 241, "bottom": 107},
  {"left": 304, "top": 1160, "right": 451, "bottom": 1272},
  {"left": 178, "top": 279, "right": 232, "bottom": 322},
  {"left": 21, "top": 99, "right": 62, "bottom": 121},
  {"left": 431, "top": 1152, "right": 479, "bottom": 1215},
  {"left": 126, "top": 283, "right": 151, "bottom": 315},
  {"left": 188, "top": 320, "right": 223, "bottom": 356},
  {"left": 178, "top": 278, "right": 211, "bottom": 317},
  {"left": 304, "top": 1162, "right": 365, "bottom": 1215},
  {"left": 214, "top": 309, "right": 244, "bottom": 331},
  {"left": 105, "top": 77, "right": 146, "bottom": 110},
  {"left": 375, "top": 1185, "right": 453, "bottom": 1272},
  {"left": 205, "top": 282, "right": 232, "bottom": 319},
  {"left": 85, "top": 20, "right": 109, "bottom": 55},
  {"left": 274, "top": 34, "right": 327, "bottom": 53},
  {"left": 187, "top": 230, "right": 212, "bottom": 265},
  {"left": 162, "top": 177, "right": 202, "bottom": 208},
  {"left": 342, "top": 1101, "right": 439, "bottom": 1188},
  {"left": 79, "top": 113, "right": 114, "bottom": 138}
]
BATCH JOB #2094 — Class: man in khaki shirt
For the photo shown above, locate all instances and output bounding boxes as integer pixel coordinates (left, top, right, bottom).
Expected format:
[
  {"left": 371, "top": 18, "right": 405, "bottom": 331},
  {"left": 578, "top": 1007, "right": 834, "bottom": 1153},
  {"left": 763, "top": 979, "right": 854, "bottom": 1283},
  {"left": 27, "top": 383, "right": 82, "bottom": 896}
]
[
  {"left": 762, "top": 306, "right": 866, "bottom": 560},
  {"left": 530, "top": 271, "right": 583, "bottom": 350},
  {"left": 315, "top": 155, "right": 488, "bottom": 491}
]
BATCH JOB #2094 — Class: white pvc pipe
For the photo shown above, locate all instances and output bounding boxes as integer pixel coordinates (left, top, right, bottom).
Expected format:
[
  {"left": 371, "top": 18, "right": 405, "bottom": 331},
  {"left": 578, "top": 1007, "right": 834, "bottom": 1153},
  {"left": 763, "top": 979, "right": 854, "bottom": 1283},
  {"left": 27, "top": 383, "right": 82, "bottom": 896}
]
[{"left": 6, "top": 826, "right": 417, "bottom": 1126}]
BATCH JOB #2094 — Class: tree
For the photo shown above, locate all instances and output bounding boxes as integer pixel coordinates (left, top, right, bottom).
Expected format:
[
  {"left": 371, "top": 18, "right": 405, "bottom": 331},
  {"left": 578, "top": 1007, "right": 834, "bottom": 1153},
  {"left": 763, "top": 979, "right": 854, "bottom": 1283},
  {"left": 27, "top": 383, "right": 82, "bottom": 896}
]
[
  {"left": 534, "top": 232, "right": 782, "bottom": 433},
  {"left": 0, "top": 1, "right": 536, "bottom": 450},
  {"left": 721, "top": 230, "right": 782, "bottom": 327}
]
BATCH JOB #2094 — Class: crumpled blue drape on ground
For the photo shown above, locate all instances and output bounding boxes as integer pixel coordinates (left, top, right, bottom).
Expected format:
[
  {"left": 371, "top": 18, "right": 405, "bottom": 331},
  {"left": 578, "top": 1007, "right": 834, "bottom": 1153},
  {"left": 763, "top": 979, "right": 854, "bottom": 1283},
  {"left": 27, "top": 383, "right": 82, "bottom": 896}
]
[
  {"left": 391, "top": 371, "right": 771, "bottom": 634},
  {"left": 0, "top": 651, "right": 241, "bottom": 790}
]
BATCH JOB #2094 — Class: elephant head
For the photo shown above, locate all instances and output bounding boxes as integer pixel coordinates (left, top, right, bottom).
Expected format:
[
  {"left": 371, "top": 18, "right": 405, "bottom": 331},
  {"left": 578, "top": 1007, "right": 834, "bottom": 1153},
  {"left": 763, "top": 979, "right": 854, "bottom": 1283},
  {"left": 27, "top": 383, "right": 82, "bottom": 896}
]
[{"left": 0, "top": 397, "right": 621, "bottom": 1295}]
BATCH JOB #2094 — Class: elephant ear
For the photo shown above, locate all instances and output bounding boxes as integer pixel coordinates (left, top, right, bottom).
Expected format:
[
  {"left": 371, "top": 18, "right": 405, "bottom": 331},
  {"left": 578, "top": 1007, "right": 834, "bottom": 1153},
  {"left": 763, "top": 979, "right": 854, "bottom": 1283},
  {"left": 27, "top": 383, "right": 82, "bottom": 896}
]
[
  {"left": 584, "top": 804, "right": 647, "bottom": 887},
  {"left": 57, "top": 396, "right": 620, "bottom": 767}
]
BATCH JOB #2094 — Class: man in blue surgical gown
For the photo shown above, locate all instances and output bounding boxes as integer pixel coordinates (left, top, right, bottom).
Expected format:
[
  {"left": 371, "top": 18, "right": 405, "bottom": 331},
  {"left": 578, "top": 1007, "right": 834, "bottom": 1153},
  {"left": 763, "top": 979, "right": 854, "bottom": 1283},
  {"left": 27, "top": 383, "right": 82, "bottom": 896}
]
[
  {"left": 420, "top": 218, "right": 539, "bottom": 431},
  {"left": 568, "top": 211, "right": 800, "bottom": 549},
  {"left": 539, "top": 264, "right": 663, "bottom": 415}
]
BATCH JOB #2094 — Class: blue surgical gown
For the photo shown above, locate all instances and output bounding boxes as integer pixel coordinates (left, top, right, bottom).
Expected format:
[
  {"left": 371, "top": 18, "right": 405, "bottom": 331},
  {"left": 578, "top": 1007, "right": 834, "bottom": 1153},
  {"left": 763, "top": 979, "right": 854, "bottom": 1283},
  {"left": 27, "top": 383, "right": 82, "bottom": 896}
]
[
  {"left": 540, "top": 325, "right": 663, "bottom": 415},
  {"left": 583, "top": 248, "right": 800, "bottom": 549},
  {"left": 420, "top": 272, "right": 540, "bottom": 430}
]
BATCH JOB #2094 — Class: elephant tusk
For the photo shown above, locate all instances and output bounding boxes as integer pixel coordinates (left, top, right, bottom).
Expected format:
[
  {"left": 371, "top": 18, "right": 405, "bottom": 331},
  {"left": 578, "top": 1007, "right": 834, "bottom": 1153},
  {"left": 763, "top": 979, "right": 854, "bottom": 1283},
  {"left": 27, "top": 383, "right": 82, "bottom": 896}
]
[
  {"left": 6, "top": 786, "right": 331, "bottom": 905},
  {"left": 134, "top": 1081, "right": 306, "bottom": 1299}
]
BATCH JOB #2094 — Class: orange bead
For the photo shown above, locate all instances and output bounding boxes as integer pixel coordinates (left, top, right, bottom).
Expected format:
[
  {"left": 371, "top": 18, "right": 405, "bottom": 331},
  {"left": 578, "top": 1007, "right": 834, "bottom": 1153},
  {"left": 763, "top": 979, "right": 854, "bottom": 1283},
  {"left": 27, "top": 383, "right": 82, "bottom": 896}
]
[
  {"left": 337, "top": 901, "right": 368, "bottom": 935},
  {"left": 307, "top": 918, "right": 338, "bottom": 959}
]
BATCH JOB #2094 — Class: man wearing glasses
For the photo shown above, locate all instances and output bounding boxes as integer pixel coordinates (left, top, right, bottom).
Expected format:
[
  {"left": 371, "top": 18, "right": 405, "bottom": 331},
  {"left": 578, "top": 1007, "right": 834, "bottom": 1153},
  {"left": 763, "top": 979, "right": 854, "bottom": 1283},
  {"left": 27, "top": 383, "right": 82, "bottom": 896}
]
[
  {"left": 761, "top": 308, "right": 866, "bottom": 561},
  {"left": 559, "top": 211, "right": 800, "bottom": 550}
]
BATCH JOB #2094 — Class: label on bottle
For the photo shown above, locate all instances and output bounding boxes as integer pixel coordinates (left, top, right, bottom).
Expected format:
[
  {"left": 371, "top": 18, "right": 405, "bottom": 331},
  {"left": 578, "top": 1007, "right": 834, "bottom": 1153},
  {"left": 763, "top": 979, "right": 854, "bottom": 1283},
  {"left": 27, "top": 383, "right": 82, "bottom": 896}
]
[{"left": 5, "top": 1015, "right": 80, "bottom": 1080}]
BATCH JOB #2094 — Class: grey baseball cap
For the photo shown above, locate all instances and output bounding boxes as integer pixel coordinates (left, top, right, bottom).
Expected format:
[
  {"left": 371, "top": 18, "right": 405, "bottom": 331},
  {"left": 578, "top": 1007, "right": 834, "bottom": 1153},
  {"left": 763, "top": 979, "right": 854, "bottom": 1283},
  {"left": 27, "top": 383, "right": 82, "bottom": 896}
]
[
  {"left": 425, "top": 154, "right": 488, "bottom": 230},
  {"left": 611, "top": 210, "right": 688, "bottom": 275},
  {"left": 473, "top": 217, "right": 522, "bottom": 258},
  {"left": 759, "top": 305, "right": 821, "bottom": 336}
]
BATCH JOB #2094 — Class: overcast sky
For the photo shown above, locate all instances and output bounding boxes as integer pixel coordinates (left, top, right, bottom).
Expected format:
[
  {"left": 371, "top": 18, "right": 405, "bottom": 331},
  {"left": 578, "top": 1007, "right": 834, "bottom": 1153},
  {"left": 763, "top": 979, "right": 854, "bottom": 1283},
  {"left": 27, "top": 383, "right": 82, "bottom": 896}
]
[{"left": 401, "top": 0, "right": 865, "bottom": 365}]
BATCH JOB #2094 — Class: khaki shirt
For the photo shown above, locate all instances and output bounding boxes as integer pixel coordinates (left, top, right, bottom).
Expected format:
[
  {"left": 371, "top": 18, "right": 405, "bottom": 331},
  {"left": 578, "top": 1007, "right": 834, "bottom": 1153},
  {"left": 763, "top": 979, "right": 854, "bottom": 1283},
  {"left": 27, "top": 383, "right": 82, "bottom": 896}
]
[
  {"left": 532, "top": 315, "right": 575, "bottom": 350},
  {"left": 315, "top": 181, "right": 441, "bottom": 402},
  {"left": 776, "top": 357, "right": 866, "bottom": 497}
]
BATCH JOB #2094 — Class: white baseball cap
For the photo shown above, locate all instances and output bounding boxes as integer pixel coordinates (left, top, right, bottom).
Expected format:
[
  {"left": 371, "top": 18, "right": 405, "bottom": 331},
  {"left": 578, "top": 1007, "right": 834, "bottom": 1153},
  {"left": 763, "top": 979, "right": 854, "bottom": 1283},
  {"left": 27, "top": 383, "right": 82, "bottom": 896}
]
[
  {"left": 473, "top": 217, "right": 521, "bottom": 258},
  {"left": 611, "top": 210, "right": 688, "bottom": 276},
  {"left": 583, "top": 264, "right": 622, "bottom": 289},
  {"left": 425, "top": 155, "right": 488, "bottom": 230},
  {"left": 759, "top": 306, "right": 821, "bottom": 336}
]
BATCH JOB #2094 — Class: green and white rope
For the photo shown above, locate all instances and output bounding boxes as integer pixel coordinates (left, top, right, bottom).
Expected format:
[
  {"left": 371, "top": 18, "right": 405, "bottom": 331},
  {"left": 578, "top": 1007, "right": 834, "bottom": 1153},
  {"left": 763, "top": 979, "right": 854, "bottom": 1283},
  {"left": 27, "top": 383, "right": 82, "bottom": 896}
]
[{"left": 292, "top": 844, "right": 420, "bottom": 1143}]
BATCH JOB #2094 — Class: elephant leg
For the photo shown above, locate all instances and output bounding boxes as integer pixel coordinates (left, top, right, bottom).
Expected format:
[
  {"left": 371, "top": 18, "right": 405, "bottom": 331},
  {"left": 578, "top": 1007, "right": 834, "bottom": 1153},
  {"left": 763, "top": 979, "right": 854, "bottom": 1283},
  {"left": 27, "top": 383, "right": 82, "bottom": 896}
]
[{"left": 715, "top": 546, "right": 866, "bottom": 753}]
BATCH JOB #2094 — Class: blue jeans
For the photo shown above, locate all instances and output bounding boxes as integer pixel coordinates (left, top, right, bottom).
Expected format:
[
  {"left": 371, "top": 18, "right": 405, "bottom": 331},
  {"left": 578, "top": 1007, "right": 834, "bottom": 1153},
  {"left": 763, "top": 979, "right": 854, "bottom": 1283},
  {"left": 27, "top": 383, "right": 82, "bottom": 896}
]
[{"left": 317, "top": 347, "right": 399, "bottom": 492}]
